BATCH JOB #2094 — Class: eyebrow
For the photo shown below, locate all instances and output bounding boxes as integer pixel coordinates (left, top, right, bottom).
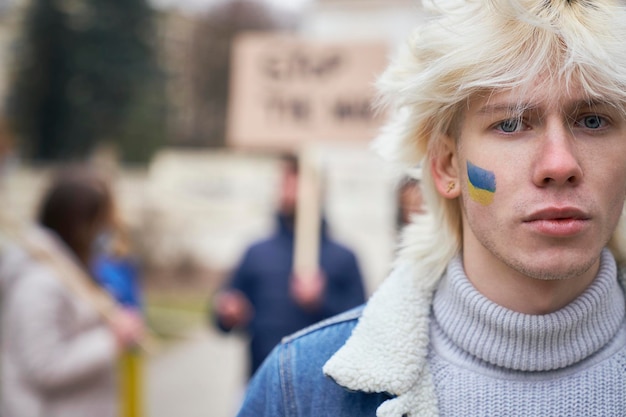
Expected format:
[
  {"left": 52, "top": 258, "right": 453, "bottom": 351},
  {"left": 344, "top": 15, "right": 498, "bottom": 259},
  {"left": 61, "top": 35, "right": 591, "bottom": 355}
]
[
  {"left": 476, "top": 104, "right": 535, "bottom": 115},
  {"left": 476, "top": 99, "right": 616, "bottom": 116}
]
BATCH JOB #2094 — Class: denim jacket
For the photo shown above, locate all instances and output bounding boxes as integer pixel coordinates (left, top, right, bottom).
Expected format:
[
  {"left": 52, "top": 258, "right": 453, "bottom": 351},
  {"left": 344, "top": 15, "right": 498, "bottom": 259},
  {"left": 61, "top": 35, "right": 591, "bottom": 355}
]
[
  {"left": 237, "top": 261, "right": 441, "bottom": 417},
  {"left": 237, "top": 307, "right": 390, "bottom": 416}
]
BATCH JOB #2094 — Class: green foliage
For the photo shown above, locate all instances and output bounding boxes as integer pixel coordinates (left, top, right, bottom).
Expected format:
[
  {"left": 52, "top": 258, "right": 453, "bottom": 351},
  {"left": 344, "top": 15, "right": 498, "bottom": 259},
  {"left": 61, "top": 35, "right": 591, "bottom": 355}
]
[{"left": 8, "top": 0, "right": 166, "bottom": 163}]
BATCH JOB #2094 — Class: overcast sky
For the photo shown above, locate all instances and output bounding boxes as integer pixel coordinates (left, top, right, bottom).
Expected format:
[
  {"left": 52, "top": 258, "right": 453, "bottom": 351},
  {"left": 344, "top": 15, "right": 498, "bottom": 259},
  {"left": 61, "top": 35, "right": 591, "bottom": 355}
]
[{"left": 150, "top": 0, "right": 313, "bottom": 15}]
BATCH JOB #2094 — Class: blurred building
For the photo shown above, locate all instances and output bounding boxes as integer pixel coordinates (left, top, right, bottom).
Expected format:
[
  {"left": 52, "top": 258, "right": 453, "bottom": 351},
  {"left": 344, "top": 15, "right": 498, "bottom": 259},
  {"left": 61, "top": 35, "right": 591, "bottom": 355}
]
[
  {"left": 0, "top": 0, "right": 425, "bottom": 149},
  {"left": 156, "top": 0, "right": 424, "bottom": 148},
  {"left": 301, "top": 0, "right": 423, "bottom": 46},
  {"left": 157, "top": 1, "right": 298, "bottom": 148}
]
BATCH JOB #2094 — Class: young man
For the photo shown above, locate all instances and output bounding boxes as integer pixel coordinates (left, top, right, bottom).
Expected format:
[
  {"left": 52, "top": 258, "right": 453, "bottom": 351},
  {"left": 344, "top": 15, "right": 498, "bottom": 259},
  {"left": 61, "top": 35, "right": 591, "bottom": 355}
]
[{"left": 236, "top": 0, "right": 626, "bottom": 415}]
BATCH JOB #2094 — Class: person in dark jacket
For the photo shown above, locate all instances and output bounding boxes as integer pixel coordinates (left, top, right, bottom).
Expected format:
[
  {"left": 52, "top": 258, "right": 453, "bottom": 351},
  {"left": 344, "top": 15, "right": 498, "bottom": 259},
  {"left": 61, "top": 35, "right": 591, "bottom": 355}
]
[{"left": 212, "top": 154, "right": 366, "bottom": 377}]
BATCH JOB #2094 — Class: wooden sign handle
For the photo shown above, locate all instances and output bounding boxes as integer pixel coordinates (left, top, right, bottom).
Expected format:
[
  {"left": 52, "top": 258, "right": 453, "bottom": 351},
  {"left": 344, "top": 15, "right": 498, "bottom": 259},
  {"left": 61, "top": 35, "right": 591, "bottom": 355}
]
[{"left": 293, "top": 147, "right": 322, "bottom": 282}]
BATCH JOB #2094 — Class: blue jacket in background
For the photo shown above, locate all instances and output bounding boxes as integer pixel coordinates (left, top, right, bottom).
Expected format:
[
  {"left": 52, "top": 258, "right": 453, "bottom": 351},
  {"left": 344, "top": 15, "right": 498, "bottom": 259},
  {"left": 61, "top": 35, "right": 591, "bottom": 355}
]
[
  {"left": 217, "top": 214, "right": 366, "bottom": 376},
  {"left": 92, "top": 255, "right": 142, "bottom": 309}
]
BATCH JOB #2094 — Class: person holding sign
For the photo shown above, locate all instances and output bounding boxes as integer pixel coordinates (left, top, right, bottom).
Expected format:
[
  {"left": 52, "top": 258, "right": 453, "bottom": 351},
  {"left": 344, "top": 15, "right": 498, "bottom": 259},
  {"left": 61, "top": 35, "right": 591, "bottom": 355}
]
[
  {"left": 212, "top": 154, "right": 366, "bottom": 377},
  {"left": 1, "top": 166, "right": 143, "bottom": 417},
  {"left": 235, "top": 0, "right": 626, "bottom": 416}
]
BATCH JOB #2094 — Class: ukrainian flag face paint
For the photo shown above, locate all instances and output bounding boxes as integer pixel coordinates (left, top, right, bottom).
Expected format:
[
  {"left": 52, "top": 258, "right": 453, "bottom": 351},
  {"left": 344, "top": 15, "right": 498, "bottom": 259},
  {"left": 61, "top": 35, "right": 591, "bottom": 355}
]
[{"left": 467, "top": 161, "right": 496, "bottom": 206}]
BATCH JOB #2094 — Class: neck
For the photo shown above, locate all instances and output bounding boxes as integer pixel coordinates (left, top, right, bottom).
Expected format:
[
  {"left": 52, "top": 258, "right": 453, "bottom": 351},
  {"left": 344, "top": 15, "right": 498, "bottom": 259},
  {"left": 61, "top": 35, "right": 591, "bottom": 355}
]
[{"left": 462, "top": 247, "right": 600, "bottom": 315}]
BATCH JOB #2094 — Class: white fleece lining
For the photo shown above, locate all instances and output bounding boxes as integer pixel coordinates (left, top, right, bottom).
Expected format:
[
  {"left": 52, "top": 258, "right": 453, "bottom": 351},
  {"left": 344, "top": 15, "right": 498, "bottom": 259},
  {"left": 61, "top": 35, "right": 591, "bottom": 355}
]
[{"left": 323, "top": 262, "right": 440, "bottom": 417}]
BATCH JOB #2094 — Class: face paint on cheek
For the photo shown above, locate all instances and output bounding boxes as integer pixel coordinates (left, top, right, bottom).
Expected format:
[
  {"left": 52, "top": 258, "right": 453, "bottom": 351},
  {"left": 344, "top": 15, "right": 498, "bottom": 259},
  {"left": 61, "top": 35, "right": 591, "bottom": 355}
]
[{"left": 467, "top": 161, "right": 496, "bottom": 206}]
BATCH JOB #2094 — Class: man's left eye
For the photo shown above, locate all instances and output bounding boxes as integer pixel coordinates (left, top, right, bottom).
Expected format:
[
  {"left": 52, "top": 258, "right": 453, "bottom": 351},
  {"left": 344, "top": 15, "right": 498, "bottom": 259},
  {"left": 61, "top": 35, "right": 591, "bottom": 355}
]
[{"left": 578, "top": 115, "right": 605, "bottom": 129}]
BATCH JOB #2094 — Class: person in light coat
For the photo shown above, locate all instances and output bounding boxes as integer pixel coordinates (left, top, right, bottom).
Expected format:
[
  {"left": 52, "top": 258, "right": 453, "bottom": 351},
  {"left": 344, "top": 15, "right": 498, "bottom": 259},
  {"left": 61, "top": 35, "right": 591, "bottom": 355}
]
[{"left": 1, "top": 166, "right": 143, "bottom": 417}]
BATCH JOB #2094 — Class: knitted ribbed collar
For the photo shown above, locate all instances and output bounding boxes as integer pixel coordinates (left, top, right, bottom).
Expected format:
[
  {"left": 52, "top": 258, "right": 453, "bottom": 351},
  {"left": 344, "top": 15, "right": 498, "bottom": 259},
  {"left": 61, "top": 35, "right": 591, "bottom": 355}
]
[
  {"left": 324, "top": 248, "right": 626, "bottom": 417},
  {"left": 433, "top": 249, "right": 625, "bottom": 371}
]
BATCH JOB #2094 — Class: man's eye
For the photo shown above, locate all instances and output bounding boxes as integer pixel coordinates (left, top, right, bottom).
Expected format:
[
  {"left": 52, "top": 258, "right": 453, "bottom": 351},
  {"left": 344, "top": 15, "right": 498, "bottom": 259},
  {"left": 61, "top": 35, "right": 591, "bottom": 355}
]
[
  {"left": 578, "top": 115, "right": 605, "bottom": 129},
  {"left": 496, "top": 119, "right": 521, "bottom": 133}
]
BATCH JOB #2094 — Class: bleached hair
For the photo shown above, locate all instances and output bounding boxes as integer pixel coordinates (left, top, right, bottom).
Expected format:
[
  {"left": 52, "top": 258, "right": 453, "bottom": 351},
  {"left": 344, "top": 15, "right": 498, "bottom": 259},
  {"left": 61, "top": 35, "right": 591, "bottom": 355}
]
[{"left": 374, "top": 0, "right": 626, "bottom": 286}]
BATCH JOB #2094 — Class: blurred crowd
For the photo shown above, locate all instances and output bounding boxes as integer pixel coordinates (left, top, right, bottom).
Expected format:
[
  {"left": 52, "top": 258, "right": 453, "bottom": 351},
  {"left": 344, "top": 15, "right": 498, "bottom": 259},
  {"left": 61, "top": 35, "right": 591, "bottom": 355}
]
[{"left": 0, "top": 148, "right": 424, "bottom": 416}]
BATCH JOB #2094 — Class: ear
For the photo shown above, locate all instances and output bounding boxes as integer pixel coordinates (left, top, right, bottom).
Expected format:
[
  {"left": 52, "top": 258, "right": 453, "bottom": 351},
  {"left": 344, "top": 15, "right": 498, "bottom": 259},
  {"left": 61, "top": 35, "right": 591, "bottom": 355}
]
[{"left": 430, "top": 135, "right": 461, "bottom": 199}]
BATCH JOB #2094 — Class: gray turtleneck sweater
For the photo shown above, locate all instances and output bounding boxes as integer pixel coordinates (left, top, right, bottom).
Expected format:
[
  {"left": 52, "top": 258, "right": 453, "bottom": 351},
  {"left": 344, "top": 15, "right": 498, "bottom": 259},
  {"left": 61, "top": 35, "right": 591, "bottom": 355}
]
[{"left": 430, "top": 249, "right": 626, "bottom": 416}]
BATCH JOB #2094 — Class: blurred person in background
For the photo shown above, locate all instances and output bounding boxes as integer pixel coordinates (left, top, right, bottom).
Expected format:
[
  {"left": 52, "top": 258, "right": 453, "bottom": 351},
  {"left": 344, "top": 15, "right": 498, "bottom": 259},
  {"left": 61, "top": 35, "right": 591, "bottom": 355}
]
[
  {"left": 235, "top": 0, "right": 626, "bottom": 415},
  {"left": 0, "top": 165, "right": 143, "bottom": 417},
  {"left": 88, "top": 143, "right": 143, "bottom": 311},
  {"left": 89, "top": 198, "right": 145, "bottom": 417},
  {"left": 212, "top": 154, "right": 366, "bottom": 377},
  {"left": 396, "top": 173, "right": 425, "bottom": 231},
  {"left": 91, "top": 218, "right": 143, "bottom": 311}
]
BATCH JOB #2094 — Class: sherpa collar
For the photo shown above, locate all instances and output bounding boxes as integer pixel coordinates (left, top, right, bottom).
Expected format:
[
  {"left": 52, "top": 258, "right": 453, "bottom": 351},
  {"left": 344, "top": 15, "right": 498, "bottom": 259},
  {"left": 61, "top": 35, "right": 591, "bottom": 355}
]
[{"left": 323, "top": 261, "right": 440, "bottom": 417}]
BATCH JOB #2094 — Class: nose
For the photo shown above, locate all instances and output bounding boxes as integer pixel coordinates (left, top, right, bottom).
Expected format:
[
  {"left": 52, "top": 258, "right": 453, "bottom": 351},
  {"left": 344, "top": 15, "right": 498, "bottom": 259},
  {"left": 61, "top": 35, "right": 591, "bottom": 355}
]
[{"left": 532, "top": 123, "right": 582, "bottom": 187}]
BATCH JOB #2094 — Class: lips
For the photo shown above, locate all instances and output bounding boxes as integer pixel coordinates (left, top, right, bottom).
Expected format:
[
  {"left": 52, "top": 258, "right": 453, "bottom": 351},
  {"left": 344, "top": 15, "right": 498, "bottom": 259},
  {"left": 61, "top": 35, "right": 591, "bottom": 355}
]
[
  {"left": 523, "top": 207, "right": 590, "bottom": 237},
  {"left": 524, "top": 207, "right": 590, "bottom": 222}
]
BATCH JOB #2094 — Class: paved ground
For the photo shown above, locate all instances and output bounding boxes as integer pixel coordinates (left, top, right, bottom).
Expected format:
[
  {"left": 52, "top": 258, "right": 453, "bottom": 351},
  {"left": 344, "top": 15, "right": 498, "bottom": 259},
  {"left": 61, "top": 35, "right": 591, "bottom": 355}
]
[{"left": 146, "top": 326, "right": 247, "bottom": 417}]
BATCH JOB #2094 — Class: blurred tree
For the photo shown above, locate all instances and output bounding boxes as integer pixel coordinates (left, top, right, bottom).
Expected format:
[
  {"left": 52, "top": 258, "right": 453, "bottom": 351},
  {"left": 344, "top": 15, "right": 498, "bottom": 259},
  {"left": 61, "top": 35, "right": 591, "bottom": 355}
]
[
  {"left": 7, "top": 0, "right": 167, "bottom": 163},
  {"left": 179, "top": 0, "right": 297, "bottom": 147}
]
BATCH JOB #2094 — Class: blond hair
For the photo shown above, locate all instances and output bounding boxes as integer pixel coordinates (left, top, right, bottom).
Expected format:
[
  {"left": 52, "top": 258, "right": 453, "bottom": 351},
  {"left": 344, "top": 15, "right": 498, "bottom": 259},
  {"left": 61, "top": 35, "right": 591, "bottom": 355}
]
[{"left": 375, "top": 0, "right": 626, "bottom": 285}]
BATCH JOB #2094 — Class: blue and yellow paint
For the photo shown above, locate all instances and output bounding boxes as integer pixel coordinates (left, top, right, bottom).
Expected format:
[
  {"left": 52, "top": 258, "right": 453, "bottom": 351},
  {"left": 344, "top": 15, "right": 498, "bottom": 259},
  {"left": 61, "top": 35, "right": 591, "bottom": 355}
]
[{"left": 467, "top": 161, "right": 496, "bottom": 205}]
